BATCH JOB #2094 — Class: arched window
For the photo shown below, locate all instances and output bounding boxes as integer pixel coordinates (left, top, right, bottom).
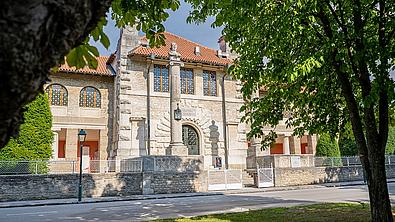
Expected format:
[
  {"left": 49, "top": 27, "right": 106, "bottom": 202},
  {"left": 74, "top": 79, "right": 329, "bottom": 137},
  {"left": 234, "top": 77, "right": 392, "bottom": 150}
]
[
  {"left": 79, "top": 86, "right": 101, "bottom": 108},
  {"left": 45, "top": 84, "right": 68, "bottom": 106}
]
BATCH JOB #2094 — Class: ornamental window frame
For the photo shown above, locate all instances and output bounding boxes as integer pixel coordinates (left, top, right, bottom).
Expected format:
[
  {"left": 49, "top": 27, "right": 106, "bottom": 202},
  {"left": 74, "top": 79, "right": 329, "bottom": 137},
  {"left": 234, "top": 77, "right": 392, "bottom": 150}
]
[
  {"left": 45, "top": 84, "right": 68, "bottom": 106},
  {"left": 153, "top": 64, "right": 169, "bottom": 92},
  {"left": 79, "top": 86, "right": 101, "bottom": 108},
  {"left": 180, "top": 68, "right": 194, "bottom": 95},
  {"left": 203, "top": 70, "right": 217, "bottom": 96}
]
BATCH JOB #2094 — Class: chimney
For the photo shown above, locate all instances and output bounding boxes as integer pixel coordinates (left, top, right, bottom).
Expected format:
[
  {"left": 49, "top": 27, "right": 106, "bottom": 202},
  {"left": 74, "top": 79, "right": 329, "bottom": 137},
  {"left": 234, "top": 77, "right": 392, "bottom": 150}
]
[
  {"left": 217, "top": 36, "right": 238, "bottom": 60},
  {"left": 194, "top": 46, "right": 201, "bottom": 55},
  {"left": 216, "top": 49, "right": 229, "bottom": 58},
  {"left": 140, "top": 39, "right": 149, "bottom": 48}
]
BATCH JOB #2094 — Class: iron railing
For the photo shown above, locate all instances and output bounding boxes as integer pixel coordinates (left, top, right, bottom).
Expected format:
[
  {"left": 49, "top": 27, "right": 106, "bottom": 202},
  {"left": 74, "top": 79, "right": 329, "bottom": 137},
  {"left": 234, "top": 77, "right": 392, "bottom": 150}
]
[
  {"left": 314, "top": 155, "right": 395, "bottom": 167},
  {"left": 0, "top": 159, "right": 142, "bottom": 175}
]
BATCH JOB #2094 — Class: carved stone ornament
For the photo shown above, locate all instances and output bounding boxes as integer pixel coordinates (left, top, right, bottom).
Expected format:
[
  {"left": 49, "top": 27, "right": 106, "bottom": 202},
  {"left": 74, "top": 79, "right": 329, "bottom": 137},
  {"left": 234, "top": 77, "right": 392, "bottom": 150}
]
[{"left": 169, "top": 42, "right": 181, "bottom": 60}]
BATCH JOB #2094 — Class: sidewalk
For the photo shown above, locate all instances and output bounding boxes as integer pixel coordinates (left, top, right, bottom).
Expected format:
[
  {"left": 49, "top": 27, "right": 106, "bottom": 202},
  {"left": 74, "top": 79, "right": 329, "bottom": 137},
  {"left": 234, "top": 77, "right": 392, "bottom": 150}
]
[{"left": 0, "top": 179, "right": 388, "bottom": 209}]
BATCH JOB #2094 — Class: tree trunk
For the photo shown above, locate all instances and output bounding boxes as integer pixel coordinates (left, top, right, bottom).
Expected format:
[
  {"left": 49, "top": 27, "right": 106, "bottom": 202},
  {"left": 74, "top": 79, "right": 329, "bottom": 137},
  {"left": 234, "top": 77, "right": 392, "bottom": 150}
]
[
  {"left": 362, "top": 150, "right": 393, "bottom": 221},
  {"left": 0, "top": 0, "right": 112, "bottom": 148}
]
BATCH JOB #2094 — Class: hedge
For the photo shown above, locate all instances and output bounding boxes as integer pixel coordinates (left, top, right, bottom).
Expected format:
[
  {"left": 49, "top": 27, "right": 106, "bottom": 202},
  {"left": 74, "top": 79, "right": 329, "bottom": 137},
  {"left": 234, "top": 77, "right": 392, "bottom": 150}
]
[{"left": 0, "top": 93, "right": 53, "bottom": 161}]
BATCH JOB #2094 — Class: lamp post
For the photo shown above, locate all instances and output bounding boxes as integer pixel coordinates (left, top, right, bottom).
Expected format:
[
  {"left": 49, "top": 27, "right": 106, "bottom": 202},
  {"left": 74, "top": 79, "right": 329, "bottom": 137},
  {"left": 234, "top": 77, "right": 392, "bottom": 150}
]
[{"left": 77, "top": 129, "right": 86, "bottom": 202}]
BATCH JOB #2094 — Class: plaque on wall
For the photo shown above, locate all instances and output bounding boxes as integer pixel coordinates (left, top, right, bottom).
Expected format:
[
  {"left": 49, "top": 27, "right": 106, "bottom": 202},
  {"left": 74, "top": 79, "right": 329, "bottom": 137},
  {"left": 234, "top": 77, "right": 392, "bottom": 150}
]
[{"left": 291, "top": 156, "right": 301, "bottom": 168}]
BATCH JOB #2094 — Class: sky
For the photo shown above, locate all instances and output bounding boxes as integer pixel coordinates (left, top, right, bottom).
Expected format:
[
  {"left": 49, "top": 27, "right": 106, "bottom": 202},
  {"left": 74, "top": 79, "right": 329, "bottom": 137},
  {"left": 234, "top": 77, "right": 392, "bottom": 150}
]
[{"left": 90, "top": 2, "right": 222, "bottom": 56}]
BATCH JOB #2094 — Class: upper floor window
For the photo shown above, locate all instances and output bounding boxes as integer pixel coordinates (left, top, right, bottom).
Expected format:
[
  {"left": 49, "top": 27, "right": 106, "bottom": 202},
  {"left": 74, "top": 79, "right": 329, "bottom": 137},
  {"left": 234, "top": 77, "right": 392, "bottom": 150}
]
[
  {"left": 203, "top": 70, "right": 217, "bottom": 96},
  {"left": 45, "top": 84, "right": 68, "bottom": 106},
  {"left": 79, "top": 86, "right": 101, "bottom": 108},
  {"left": 154, "top": 65, "right": 169, "bottom": 92},
  {"left": 180, "top": 68, "right": 194, "bottom": 94}
]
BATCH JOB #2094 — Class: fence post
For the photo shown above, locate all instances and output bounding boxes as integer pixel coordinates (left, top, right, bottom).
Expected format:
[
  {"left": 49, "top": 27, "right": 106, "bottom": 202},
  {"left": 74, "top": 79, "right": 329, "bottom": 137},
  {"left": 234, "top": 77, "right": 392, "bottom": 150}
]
[
  {"left": 225, "top": 169, "right": 228, "bottom": 190},
  {"left": 346, "top": 157, "right": 350, "bottom": 167},
  {"left": 35, "top": 162, "right": 38, "bottom": 174},
  {"left": 388, "top": 156, "right": 391, "bottom": 165},
  {"left": 331, "top": 158, "right": 334, "bottom": 167},
  {"left": 72, "top": 161, "right": 75, "bottom": 174}
]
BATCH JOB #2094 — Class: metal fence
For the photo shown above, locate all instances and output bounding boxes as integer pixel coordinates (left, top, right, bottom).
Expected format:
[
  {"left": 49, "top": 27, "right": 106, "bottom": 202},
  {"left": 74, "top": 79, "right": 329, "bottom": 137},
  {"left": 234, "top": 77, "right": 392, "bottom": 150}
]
[
  {"left": 207, "top": 169, "right": 243, "bottom": 191},
  {"left": 0, "top": 159, "right": 142, "bottom": 175},
  {"left": 314, "top": 155, "right": 395, "bottom": 167}
]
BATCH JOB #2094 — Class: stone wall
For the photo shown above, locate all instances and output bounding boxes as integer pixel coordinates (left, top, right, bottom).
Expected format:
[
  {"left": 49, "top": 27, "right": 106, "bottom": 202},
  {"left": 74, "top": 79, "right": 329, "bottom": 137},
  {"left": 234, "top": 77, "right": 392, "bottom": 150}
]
[
  {"left": 142, "top": 171, "right": 206, "bottom": 194},
  {"left": 274, "top": 165, "right": 395, "bottom": 187},
  {"left": 0, "top": 171, "right": 206, "bottom": 201},
  {"left": 0, "top": 173, "right": 142, "bottom": 201}
]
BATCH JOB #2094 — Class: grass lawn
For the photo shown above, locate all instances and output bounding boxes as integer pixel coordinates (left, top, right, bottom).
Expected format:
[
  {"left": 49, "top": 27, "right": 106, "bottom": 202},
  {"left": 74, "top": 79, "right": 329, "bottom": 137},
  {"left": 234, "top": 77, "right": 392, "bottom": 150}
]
[{"left": 155, "top": 203, "right": 383, "bottom": 222}]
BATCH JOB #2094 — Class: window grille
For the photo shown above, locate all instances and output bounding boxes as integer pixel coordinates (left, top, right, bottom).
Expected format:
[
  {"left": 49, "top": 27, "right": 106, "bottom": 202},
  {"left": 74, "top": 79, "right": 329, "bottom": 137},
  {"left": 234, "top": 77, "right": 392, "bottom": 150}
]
[
  {"left": 45, "top": 84, "right": 68, "bottom": 106},
  {"left": 154, "top": 65, "right": 169, "bottom": 92},
  {"left": 79, "top": 86, "right": 101, "bottom": 108},
  {"left": 180, "top": 68, "right": 194, "bottom": 94},
  {"left": 203, "top": 70, "right": 217, "bottom": 96}
]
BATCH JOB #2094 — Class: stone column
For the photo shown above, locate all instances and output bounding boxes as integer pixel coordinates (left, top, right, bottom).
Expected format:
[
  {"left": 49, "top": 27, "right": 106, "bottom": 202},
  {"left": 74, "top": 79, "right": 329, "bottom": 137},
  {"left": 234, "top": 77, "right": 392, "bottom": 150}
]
[
  {"left": 65, "top": 129, "right": 78, "bottom": 160},
  {"left": 52, "top": 131, "right": 59, "bottom": 160},
  {"left": 289, "top": 136, "right": 301, "bottom": 154},
  {"left": 283, "top": 136, "right": 290, "bottom": 155},
  {"left": 168, "top": 43, "right": 188, "bottom": 156},
  {"left": 307, "top": 134, "right": 317, "bottom": 155}
]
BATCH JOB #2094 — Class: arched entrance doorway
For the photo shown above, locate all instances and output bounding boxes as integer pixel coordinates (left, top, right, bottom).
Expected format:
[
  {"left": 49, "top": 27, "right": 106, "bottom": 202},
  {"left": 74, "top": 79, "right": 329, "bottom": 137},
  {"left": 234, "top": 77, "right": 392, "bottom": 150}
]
[{"left": 182, "top": 125, "right": 199, "bottom": 155}]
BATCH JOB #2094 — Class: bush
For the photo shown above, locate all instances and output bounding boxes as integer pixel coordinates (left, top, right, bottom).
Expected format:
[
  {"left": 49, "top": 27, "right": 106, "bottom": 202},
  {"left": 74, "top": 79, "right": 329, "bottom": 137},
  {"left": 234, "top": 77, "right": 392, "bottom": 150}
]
[
  {"left": 339, "top": 123, "right": 358, "bottom": 156},
  {"left": 386, "top": 127, "right": 395, "bottom": 155},
  {"left": 316, "top": 133, "right": 341, "bottom": 157},
  {"left": 338, "top": 122, "right": 395, "bottom": 156},
  {"left": 0, "top": 93, "right": 53, "bottom": 161}
]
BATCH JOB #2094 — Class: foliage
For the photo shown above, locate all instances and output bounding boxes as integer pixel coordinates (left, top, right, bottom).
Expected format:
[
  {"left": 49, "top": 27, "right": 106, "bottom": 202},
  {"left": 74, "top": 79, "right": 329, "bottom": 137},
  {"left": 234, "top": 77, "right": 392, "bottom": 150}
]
[
  {"left": 66, "top": 0, "right": 181, "bottom": 69},
  {"left": 316, "top": 134, "right": 341, "bottom": 157},
  {"left": 186, "top": 0, "right": 395, "bottom": 219},
  {"left": 0, "top": 93, "right": 53, "bottom": 160},
  {"left": 156, "top": 203, "right": 374, "bottom": 222},
  {"left": 339, "top": 123, "right": 395, "bottom": 156},
  {"left": 338, "top": 122, "right": 358, "bottom": 156},
  {"left": 386, "top": 127, "right": 395, "bottom": 155}
]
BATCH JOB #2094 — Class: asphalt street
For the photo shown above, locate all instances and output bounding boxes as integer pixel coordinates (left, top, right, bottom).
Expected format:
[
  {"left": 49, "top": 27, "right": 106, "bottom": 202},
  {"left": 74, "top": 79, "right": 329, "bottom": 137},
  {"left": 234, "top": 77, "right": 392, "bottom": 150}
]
[{"left": 1, "top": 183, "right": 395, "bottom": 222}]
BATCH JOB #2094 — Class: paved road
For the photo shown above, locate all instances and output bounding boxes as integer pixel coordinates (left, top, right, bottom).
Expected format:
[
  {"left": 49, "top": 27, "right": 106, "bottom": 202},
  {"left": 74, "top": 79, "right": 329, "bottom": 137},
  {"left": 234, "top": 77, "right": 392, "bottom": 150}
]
[{"left": 1, "top": 184, "right": 395, "bottom": 222}]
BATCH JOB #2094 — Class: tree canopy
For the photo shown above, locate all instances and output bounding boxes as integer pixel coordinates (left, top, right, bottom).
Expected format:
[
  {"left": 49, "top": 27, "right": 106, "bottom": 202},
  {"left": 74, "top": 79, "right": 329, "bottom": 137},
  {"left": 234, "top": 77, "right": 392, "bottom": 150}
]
[{"left": 186, "top": 0, "right": 395, "bottom": 220}]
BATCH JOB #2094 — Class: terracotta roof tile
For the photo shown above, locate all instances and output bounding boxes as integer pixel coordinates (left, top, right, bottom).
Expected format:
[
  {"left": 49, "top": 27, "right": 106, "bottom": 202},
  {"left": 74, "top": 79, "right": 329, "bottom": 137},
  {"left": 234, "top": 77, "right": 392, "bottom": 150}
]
[
  {"left": 59, "top": 56, "right": 112, "bottom": 76},
  {"left": 130, "top": 32, "right": 232, "bottom": 66}
]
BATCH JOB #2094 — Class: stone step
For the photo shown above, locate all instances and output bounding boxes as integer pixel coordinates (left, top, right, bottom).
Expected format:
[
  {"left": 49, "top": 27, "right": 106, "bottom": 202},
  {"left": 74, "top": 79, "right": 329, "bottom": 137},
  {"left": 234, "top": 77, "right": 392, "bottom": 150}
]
[{"left": 242, "top": 170, "right": 256, "bottom": 187}]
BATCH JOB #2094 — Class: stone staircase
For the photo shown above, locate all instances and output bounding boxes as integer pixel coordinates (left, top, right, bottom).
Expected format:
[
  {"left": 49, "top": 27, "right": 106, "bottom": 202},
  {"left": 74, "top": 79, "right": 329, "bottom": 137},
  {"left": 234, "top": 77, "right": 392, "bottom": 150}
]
[{"left": 242, "top": 169, "right": 257, "bottom": 187}]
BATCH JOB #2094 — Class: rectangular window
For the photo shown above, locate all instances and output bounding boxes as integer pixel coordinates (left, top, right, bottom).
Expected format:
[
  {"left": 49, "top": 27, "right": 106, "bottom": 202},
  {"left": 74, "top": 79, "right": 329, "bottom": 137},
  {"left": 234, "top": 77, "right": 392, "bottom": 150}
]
[
  {"left": 180, "top": 68, "right": 194, "bottom": 94},
  {"left": 154, "top": 65, "right": 169, "bottom": 92},
  {"left": 203, "top": 70, "right": 217, "bottom": 96}
]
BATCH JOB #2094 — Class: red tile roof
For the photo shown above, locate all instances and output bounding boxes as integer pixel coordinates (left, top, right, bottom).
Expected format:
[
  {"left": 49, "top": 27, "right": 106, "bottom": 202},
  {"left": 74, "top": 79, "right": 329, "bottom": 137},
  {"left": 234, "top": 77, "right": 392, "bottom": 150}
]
[
  {"left": 58, "top": 56, "right": 112, "bottom": 76},
  {"left": 130, "top": 32, "right": 232, "bottom": 66}
]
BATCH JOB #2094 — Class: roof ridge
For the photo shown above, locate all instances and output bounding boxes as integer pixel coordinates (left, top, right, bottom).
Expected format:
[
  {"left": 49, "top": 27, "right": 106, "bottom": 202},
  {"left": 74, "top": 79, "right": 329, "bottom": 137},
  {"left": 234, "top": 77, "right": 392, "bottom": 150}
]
[{"left": 163, "top": 31, "right": 218, "bottom": 51}]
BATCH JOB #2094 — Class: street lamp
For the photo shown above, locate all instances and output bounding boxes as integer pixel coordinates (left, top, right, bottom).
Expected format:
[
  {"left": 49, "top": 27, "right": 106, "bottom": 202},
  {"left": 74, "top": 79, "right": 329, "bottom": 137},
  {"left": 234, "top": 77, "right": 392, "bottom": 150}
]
[
  {"left": 77, "top": 129, "right": 86, "bottom": 202},
  {"left": 174, "top": 103, "right": 182, "bottom": 121}
]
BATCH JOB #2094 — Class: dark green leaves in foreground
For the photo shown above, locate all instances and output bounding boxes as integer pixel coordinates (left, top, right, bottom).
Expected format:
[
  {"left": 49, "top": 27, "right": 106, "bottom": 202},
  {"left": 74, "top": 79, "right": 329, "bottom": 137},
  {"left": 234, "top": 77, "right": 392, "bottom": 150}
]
[{"left": 66, "top": 0, "right": 181, "bottom": 69}]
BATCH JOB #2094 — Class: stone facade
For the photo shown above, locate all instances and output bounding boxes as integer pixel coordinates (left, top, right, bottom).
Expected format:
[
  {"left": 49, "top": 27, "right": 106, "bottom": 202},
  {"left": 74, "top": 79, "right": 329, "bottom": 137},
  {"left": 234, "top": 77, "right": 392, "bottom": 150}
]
[
  {"left": 111, "top": 28, "right": 248, "bottom": 169},
  {"left": 46, "top": 72, "right": 114, "bottom": 162},
  {"left": 44, "top": 27, "right": 318, "bottom": 171}
]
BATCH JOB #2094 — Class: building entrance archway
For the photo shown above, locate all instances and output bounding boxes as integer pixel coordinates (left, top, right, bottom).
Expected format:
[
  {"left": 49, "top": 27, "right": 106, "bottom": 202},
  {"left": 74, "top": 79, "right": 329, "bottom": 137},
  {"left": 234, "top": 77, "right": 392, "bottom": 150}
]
[{"left": 182, "top": 125, "right": 199, "bottom": 155}]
